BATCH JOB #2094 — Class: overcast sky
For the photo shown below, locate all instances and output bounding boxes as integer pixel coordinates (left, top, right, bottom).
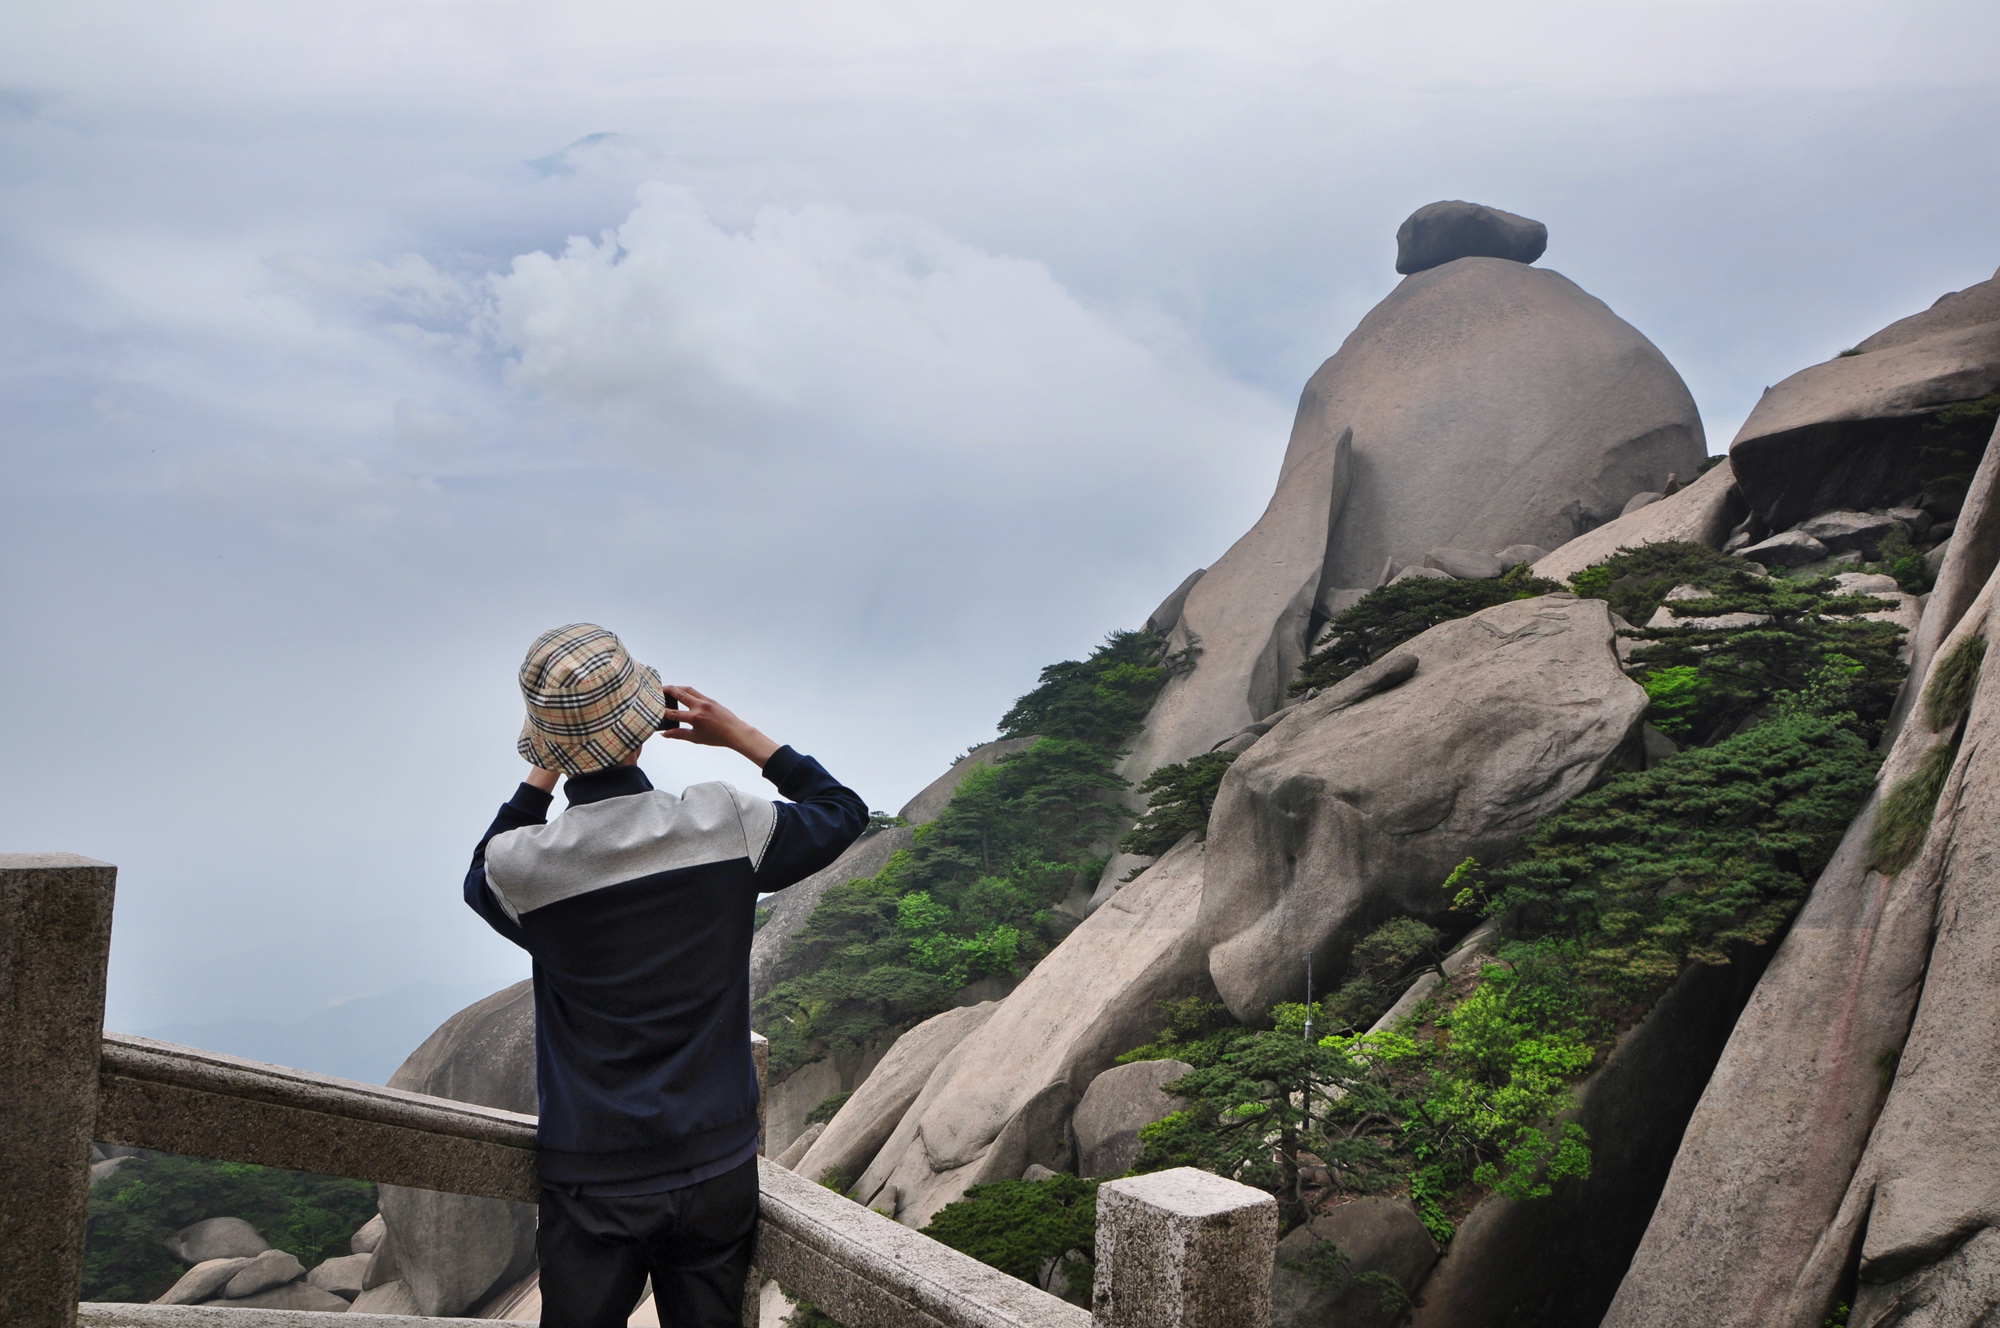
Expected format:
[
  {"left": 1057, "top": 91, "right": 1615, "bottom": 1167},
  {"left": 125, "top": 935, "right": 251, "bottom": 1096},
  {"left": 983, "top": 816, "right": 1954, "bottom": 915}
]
[{"left": 4, "top": 1, "right": 1998, "bottom": 1035}]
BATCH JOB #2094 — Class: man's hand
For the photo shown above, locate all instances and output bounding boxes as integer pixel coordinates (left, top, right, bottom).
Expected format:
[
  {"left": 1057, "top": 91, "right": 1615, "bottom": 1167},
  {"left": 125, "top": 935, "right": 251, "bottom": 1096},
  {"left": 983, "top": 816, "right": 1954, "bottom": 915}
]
[
  {"left": 658, "top": 685, "right": 781, "bottom": 768},
  {"left": 525, "top": 766, "right": 560, "bottom": 792}
]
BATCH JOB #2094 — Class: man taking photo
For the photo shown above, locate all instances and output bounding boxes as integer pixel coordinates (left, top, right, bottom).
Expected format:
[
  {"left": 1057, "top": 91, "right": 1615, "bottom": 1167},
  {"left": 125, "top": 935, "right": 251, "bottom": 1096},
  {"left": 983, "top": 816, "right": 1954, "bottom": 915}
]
[{"left": 463, "top": 623, "right": 868, "bottom": 1328}]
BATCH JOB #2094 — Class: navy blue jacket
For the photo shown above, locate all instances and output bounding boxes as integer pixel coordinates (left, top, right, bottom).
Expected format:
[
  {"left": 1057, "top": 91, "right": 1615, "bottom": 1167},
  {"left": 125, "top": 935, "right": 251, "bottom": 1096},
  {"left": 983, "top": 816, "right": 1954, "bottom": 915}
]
[{"left": 464, "top": 746, "right": 866, "bottom": 1187}]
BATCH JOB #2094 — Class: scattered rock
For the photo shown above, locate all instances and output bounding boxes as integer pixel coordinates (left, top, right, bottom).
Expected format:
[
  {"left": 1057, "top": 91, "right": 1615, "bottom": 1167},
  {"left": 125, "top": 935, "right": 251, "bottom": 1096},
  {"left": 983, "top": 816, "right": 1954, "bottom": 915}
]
[
  {"left": 154, "top": 1257, "right": 254, "bottom": 1306},
  {"left": 1201, "top": 595, "right": 1648, "bottom": 1018},
  {"left": 164, "top": 1217, "right": 269, "bottom": 1264},
  {"left": 1888, "top": 506, "right": 1935, "bottom": 540},
  {"left": 349, "top": 1279, "right": 420, "bottom": 1315},
  {"left": 1728, "top": 270, "right": 2000, "bottom": 529},
  {"left": 1534, "top": 458, "right": 1747, "bottom": 583},
  {"left": 1497, "top": 544, "right": 1550, "bottom": 568},
  {"left": 1274, "top": 1198, "right": 1439, "bottom": 1328},
  {"left": 222, "top": 1249, "right": 306, "bottom": 1298},
  {"left": 1424, "top": 547, "right": 1505, "bottom": 579},
  {"left": 1391, "top": 565, "right": 1453, "bottom": 584},
  {"left": 378, "top": 981, "right": 539, "bottom": 1318},
  {"left": 1799, "top": 510, "right": 1903, "bottom": 558},
  {"left": 1072, "top": 1060, "right": 1194, "bottom": 1179},
  {"left": 854, "top": 834, "right": 1211, "bottom": 1228},
  {"left": 1394, "top": 200, "right": 1549, "bottom": 274},
  {"left": 309, "top": 1252, "right": 374, "bottom": 1299},
  {"left": 222, "top": 1281, "right": 353, "bottom": 1312},
  {"left": 1022, "top": 1164, "right": 1064, "bottom": 1183},
  {"left": 795, "top": 1001, "right": 1001, "bottom": 1192},
  {"left": 1621, "top": 491, "right": 1664, "bottom": 517},
  {"left": 773, "top": 1122, "right": 825, "bottom": 1172},
  {"left": 350, "top": 1213, "right": 386, "bottom": 1256},
  {"left": 1737, "top": 530, "right": 1830, "bottom": 567}
]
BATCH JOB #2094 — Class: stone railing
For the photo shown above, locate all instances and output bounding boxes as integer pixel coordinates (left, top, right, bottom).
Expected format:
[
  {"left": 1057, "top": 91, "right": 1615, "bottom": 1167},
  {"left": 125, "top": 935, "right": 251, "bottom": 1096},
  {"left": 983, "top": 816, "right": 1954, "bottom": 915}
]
[{"left": 1, "top": 854, "right": 1277, "bottom": 1328}]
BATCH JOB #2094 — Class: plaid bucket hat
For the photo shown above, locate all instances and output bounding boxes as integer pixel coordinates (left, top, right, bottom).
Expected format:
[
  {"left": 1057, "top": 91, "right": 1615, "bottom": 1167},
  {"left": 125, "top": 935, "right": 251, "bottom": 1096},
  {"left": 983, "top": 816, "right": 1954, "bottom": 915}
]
[{"left": 517, "top": 623, "right": 669, "bottom": 775}]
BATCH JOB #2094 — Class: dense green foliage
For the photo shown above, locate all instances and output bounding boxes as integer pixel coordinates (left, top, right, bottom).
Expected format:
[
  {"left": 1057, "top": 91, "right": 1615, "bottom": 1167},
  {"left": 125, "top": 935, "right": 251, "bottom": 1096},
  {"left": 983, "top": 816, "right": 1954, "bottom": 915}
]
[
  {"left": 805, "top": 1091, "right": 853, "bottom": 1127},
  {"left": 920, "top": 1175, "right": 1099, "bottom": 1300},
  {"left": 1291, "top": 564, "right": 1563, "bottom": 695},
  {"left": 1917, "top": 392, "right": 2000, "bottom": 494},
  {"left": 84, "top": 1152, "right": 376, "bottom": 1304},
  {"left": 757, "top": 631, "right": 1170, "bottom": 1076},
  {"left": 1567, "top": 541, "right": 1739, "bottom": 626},
  {"left": 1118, "top": 751, "right": 1237, "bottom": 860}
]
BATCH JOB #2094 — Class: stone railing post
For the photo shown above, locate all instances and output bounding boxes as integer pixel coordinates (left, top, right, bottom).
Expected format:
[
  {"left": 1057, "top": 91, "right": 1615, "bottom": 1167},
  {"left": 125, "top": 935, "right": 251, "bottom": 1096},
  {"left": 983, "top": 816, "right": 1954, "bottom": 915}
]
[
  {"left": 1091, "top": 1167, "right": 1278, "bottom": 1328},
  {"left": 1, "top": 853, "right": 119, "bottom": 1328}
]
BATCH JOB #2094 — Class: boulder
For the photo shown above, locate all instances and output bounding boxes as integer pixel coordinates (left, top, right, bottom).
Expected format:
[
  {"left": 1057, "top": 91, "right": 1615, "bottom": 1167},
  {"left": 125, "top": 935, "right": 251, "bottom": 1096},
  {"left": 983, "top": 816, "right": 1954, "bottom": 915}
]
[
  {"left": 154, "top": 1257, "right": 253, "bottom": 1306},
  {"left": 1729, "top": 269, "right": 2000, "bottom": 529},
  {"left": 1851, "top": 1226, "right": 2000, "bottom": 1328},
  {"left": 751, "top": 825, "right": 914, "bottom": 1007},
  {"left": 164, "top": 1216, "right": 269, "bottom": 1264},
  {"left": 222, "top": 1281, "right": 353, "bottom": 1312},
  {"left": 773, "top": 1122, "right": 824, "bottom": 1171},
  {"left": 1146, "top": 568, "right": 1207, "bottom": 635},
  {"left": 1737, "top": 530, "right": 1829, "bottom": 567},
  {"left": 349, "top": 1213, "right": 386, "bottom": 1255},
  {"left": 1602, "top": 517, "right": 2000, "bottom": 1328},
  {"left": 1201, "top": 595, "right": 1648, "bottom": 1019},
  {"left": 377, "top": 981, "right": 539, "bottom": 1318},
  {"left": 222, "top": 1249, "right": 307, "bottom": 1298},
  {"left": 349, "top": 1280, "right": 420, "bottom": 1315},
  {"left": 1644, "top": 584, "right": 1773, "bottom": 632},
  {"left": 308, "top": 1252, "right": 373, "bottom": 1299},
  {"left": 853, "top": 834, "right": 1212, "bottom": 1228},
  {"left": 1799, "top": 509, "right": 1903, "bottom": 558},
  {"left": 1496, "top": 544, "right": 1549, "bottom": 568},
  {"left": 1533, "top": 458, "right": 1746, "bottom": 583},
  {"left": 1620, "top": 491, "right": 1663, "bottom": 517},
  {"left": 90, "top": 1156, "right": 129, "bottom": 1186},
  {"left": 1394, "top": 200, "right": 1548, "bottom": 274},
  {"left": 1888, "top": 506, "right": 1936, "bottom": 539},
  {"left": 1072, "top": 1059, "right": 1194, "bottom": 1179},
  {"left": 795, "top": 1001, "right": 1000, "bottom": 1191},
  {"left": 1424, "top": 547, "right": 1505, "bottom": 579},
  {"left": 1391, "top": 564, "right": 1452, "bottom": 584},
  {"left": 1111, "top": 249, "right": 1702, "bottom": 865},
  {"left": 1274, "top": 1198, "right": 1439, "bottom": 1328}
]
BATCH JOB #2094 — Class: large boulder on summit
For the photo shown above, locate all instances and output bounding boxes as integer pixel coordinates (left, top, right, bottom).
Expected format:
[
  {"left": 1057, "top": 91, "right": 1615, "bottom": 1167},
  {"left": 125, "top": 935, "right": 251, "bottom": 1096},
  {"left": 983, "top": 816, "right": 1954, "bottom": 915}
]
[
  {"left": 751, "top": 735, "right": 1033, "bottom": 1006},
  {"left": 164, "top": 1216, "right": 268, "bottom": 1264},
  {"left": 1113, "top": 211, "right": 1702, "bottom": 825},
  {"left": 1201, "top": 594, "right": 1648, "bottom": 1020},
  {"left": 1533, "top": 458, "right": 1747, "bottom": 582},
  {"left": 795, "top": 1000, "right": 1000, "bottom": 1190},
  {"left": 1395, "top": 199, "right": 1548, "bottom": 274},
  {"left": 1730, "top": 267, "right": 2000, "bottom": 529},
  {"left": 377, "top": 981, "right": 538, "bottom": 1318},
  {"left": 853, "top": 835, "right": 1211, "bottom": 1228}
]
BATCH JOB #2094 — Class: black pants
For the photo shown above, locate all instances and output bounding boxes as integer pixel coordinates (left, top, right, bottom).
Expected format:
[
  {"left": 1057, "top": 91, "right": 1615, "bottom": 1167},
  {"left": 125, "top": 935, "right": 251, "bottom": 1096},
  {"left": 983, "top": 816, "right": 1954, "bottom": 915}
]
[{"left": 538, "top": 1158, "right": 758, "bottom": 1328}]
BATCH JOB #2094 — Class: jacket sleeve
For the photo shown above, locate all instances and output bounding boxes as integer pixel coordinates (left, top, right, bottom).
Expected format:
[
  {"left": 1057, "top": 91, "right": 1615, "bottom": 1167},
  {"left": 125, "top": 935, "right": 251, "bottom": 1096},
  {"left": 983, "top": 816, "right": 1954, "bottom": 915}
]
[
  {"left": 463, "top": 782, "right": 554, "bottom": 948},
  {"left": 754, "top": 746, "right": 870, "bottom": 892}
]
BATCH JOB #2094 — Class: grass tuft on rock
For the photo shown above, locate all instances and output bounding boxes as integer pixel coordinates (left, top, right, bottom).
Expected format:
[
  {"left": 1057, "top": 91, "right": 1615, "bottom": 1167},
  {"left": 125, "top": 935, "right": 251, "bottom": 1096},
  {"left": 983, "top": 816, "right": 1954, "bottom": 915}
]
[
  {"left": 1870, "top": 739, "right": 1958, "bottom": 875},
  {"left": 1923, "top": 635, "right": 1986, "bottom": 732}
]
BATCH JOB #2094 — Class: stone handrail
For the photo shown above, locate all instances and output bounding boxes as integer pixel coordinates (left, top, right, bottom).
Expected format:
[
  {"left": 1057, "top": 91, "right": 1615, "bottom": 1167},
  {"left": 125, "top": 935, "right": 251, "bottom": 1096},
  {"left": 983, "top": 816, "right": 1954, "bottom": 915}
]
[{"left": 2, "top": 852, "right": 1274, "bottom": 1328}]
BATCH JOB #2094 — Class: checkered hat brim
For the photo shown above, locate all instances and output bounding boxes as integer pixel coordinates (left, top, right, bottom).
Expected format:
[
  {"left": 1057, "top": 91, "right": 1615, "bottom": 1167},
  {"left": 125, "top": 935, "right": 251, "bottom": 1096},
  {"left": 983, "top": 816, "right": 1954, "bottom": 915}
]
[{"left": 516, "top": 623, "right": 668, "bottom": 776}]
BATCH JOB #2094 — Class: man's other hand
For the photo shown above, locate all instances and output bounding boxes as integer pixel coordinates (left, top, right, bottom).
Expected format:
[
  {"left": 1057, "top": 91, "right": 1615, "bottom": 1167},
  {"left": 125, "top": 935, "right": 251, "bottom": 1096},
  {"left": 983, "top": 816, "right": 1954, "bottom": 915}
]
[
  {"left": 525, "top": 766, "right": 560, "bottom": 792},
  {"left": 659, "top": 685, "right": 782, "bottom": 768}
]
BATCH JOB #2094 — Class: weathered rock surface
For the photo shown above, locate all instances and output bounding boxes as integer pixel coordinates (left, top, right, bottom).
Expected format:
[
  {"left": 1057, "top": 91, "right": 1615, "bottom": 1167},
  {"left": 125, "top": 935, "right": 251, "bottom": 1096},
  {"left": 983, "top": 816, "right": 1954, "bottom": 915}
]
[
  {"left": 762, "top": 1040, "right": 888, "bottom": 1159},
  {"left": 1145, "top": 568, "right": 1206, "bottom": 636},
  {"left": 164, "top": 1217, "right": 268, "bottom": 1264},
  {"left": 378, "top": 981, "right": 538, "bottom": 1319},
  {"left": 774, "top": 1122, "right": 824, "bottom": 1171},
  {"left": 1799, "top": 509, "right": 1903, "bottom": 558},
  {"left": 1603, "top": 441, "right": 2000, "bottom": 1328},
  {"left": 221, "top": 1281, "right": 353, "bottom": 1312},
  {"left": 1729, "top": 268, "right": 2000, "bottom": 529},
  {"left": 1274, "top": 1198, "right": 1438, "bottom": 1328},
  {"left": 154, "top": 1258, "right": 253, "bottom": 1306},
  {"left": 796, "top": 1001, "right": 1000, "bottom": 1191},
  {"left": 1620, "top": 490, "right": 1663, "bottom": 516},
  {"left": 1073, "top": 1059, "right": 1193, "bottom": 1179},
  {"left": 1113, "top": 251, "right": 1701, "bottom": 848},
  {"left": 1852, "top": 1226, "right": 2000, "bottom": 1328},
  {"left": 1496, "top": 543, "right": 1549, "bottom": 568},
  {"left": 1394, "top": 200, "right": 1548, "bottom": 274},
  {"left": 308, "top": 1253, "right": 373, "bottom": 1299},
  {"left": 349, "top": 1214, "right": 385, "bottom": 1256},
  {"left": 1738, "top": 529, "right": 1830, "bottom": 567},
  {"left": 1408, "top": 953, "right": 1777, "bottom": 1328},
  {"left": 349, "top": 1279, "right": 419, "bottom": 1315},
  {"left": 1202, "top": 595, "right": 1648, "bottom": 1019},
  {"left": 222, "top": 1249, "right": 305, "bottom": 1299},
  {"left": 1532, "top": 458, "right": 1744, "bottom": 583},
  {"left": 855, "top": 835, "right": 1212, "bottom": 1227},
  {"left": 1424, "top": 547, "right": 1504, "bottom": 579}
]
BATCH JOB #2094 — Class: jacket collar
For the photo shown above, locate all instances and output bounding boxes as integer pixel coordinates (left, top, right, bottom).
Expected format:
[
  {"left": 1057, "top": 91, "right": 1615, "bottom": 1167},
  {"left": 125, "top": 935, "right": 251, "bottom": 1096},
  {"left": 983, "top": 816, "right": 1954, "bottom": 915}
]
[{"left": 564, "top": 764, "right": 655, "bottom": 807}]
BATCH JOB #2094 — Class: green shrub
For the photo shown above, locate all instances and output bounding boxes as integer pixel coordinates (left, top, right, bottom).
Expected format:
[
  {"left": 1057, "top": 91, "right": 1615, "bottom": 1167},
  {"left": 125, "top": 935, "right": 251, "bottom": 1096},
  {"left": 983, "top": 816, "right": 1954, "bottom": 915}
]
[
  {"left": 758, "top": 631, "right": 1171, "bottom": 1075},
  {"left": 84, "top": 1152, "right": 376, "bottom": 1304},
  {"left": 920, "top": 1175, "right": 1099, "bottom": 1300},
  {"left": 1119, "top": 751, "right": 1237, "bottom": 859},
  {"left": 1566, "top": 540, "right": 1741, "bottom": 626},
  {"left": 1923, "top": 635, "right": 1986, "bottom": 732},
  {"left": 804, "top": 1091, "right": 853, "bottom": 1127},
  {"left": 1872, "top": 524, "right": 1934, "bottom": 595},
  {"left": 1292, "top": 564, "right": 1562, "bottom": 695},
  {"left": 1870, "top": 739, "right": 1957, "bottom": 874}
]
